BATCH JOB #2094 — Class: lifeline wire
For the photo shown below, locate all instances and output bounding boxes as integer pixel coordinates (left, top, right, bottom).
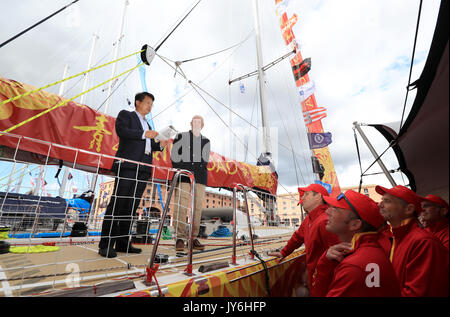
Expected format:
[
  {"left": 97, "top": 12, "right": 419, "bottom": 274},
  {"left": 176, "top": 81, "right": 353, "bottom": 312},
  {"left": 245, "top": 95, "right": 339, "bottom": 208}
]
[
  {"left": 0, "top": 0, "right": 80, "bottom": 49},
  {"left": 0, "top": 62, "right": 143, "bottom": 136},
  {"left": 0, "top": 49, "right": 144, "bottom": 107}
]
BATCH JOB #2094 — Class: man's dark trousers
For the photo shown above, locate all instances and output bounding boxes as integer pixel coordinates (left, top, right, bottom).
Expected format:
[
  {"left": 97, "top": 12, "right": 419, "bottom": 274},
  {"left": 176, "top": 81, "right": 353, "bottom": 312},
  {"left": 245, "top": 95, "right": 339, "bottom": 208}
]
[{"left": 99, "top": 154, "right": 152, "bottom": 250}]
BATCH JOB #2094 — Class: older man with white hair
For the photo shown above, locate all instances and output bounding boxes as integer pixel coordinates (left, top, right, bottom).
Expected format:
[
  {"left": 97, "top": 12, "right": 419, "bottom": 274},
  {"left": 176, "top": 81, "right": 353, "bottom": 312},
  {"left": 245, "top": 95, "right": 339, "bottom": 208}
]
[{"left": 171, "top": 115, "right": 210, "bottom": 252}]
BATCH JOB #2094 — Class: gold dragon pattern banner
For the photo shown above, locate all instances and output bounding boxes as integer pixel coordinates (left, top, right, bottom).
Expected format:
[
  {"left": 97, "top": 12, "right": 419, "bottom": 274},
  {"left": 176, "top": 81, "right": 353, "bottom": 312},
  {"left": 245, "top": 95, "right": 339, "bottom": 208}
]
[
  {"left": 275, "top": 0, "right": 341, "bottom": 196},
  {"left": 0, "top": 77, "right": 277, "bottom": 194}
]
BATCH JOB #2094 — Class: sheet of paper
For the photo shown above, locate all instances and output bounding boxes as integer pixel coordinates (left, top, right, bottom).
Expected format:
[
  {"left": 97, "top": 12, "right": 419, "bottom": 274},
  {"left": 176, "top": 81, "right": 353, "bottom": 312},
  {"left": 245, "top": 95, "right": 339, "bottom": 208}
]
[{"left": 155, "top": 125, "right": 178, "bottom": 141}]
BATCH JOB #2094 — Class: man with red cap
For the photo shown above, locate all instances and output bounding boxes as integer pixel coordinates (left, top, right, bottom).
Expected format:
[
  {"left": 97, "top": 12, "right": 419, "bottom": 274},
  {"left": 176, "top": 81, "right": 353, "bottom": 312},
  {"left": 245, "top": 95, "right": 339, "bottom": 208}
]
[
  {"left": 376, "top": 185, "right": 449, "bottom": 297},
  {"left": 311, "top": 190, "right": 401, "bottom": 297},
  {"left": 420, "top": 194, "right": 449, "bottom": 250},
  {"left": 268, "top": 183, "right": 340, "bottom": 296}
]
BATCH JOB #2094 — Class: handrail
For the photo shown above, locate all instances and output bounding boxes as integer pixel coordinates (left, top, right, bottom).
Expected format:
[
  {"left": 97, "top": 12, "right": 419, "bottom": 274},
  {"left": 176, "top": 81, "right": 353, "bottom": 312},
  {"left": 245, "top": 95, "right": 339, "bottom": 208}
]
[
  {"left": 145, "top": 169, "right": 196, "bottom": 284},
  {"left": 232, "top": 183, "right": 256, "bottom": 260}
]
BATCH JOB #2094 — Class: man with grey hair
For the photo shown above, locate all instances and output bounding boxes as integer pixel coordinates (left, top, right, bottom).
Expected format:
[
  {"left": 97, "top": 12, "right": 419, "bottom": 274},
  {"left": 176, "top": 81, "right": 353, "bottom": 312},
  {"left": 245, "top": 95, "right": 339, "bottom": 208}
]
[{"left": 171, "top": 115, "right": 210, "bottom": 251}]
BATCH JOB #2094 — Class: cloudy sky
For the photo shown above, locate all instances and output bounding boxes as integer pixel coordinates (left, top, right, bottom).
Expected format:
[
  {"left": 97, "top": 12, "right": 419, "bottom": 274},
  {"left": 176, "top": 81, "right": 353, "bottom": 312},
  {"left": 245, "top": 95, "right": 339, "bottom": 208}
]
[{"left": 0, "top": 0, "right": 441, "bottom": 196}]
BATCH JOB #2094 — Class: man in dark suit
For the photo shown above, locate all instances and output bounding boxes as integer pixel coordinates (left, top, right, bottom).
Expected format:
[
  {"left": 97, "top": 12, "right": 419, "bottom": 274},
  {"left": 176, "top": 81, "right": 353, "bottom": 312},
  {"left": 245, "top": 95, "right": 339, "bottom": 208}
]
[
  {"left": 171, "top": 115, "right": 210, "bottom": 252},
  {"left": 98, "top": 92, "right": 167, "bottom": 258}
]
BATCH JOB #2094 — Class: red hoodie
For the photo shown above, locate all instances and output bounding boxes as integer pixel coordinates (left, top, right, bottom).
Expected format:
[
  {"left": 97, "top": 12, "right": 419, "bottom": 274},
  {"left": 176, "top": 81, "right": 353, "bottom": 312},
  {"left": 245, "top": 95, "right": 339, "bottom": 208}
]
[
  {"left": 311, "top": 232, "right": 401, "bottom": 297},
  {"left": 389, "top": 218, "right": 449, "bottom": 297},
  {"left": 280, "top": 204, "right": 340, "bottom": 293},
  {"left": 425, "top": 218, "right": 449, "bottom": 250}
]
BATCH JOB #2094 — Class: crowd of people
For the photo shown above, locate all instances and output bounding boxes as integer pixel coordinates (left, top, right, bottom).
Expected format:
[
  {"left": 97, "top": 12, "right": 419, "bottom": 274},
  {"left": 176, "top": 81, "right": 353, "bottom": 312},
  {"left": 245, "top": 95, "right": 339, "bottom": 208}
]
[{"left": 271, "top": 183, "right": 448, "bottom": 297}]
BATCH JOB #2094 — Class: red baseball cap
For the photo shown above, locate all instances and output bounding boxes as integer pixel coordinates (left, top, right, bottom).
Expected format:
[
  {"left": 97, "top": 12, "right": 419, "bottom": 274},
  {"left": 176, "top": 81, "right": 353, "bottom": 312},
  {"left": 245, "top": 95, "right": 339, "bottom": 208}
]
[
  {"left": 297, "top": 184, "right": 329, "bottom": 205},
  {"left": 421, "top": 194, "right": 449, "bottom": 210},
  {"left": 323, "top": 190, "right": 385, "bottom": 229},
  {"left": 375, "top": 185, "right": 424, "bottom": 213}
]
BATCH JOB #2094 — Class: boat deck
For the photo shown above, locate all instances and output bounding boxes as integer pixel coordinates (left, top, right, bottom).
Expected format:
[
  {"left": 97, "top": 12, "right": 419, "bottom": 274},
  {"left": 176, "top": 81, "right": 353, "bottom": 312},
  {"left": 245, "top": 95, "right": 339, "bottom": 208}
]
[{"left": 0, "top": 227, "right": 295, "bottom": 297}]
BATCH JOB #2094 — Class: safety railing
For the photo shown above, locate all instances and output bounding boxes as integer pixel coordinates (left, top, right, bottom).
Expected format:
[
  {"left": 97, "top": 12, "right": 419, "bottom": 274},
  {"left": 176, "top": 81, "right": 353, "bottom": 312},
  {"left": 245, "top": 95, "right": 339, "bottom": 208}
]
[{"left": 0, "top": 130, "right": 299, "bottom": 297}]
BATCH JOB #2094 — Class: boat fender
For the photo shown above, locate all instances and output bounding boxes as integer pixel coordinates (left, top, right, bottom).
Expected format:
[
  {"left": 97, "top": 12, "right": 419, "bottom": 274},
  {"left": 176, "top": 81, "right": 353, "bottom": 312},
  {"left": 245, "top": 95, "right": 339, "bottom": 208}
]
[{"left": 198, "top": 261, "right": 229, "bottom": 273}]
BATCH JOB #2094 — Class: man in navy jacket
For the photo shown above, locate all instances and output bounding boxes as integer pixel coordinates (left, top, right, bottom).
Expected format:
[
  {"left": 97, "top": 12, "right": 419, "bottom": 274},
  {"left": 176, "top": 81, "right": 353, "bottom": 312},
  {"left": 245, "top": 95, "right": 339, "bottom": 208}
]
[{"left": 98, "top": 92, "right": 167, "bottom": 258}]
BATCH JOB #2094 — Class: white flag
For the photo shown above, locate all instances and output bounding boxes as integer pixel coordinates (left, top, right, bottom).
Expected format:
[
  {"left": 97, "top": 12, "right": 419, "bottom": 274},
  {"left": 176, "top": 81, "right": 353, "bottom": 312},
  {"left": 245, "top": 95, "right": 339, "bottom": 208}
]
[{"left": 299, "top": 81, "right": 315, "bottom": 101}]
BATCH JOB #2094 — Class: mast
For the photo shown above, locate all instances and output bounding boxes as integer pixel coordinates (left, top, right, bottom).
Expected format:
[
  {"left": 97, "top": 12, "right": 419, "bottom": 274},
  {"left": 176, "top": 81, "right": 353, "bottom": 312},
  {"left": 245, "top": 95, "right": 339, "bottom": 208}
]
[
  {"left": 104, "top": 0, "right": 129, "bottom": 115},
  {"left": 252, "top": 0, "right": 271, "bottom": 155},
  {"left": 79, "top": 33, "right": 99, "bottom": 105},
  {"left": 57, "top": 64, "right": 71, "bottom": 197}
]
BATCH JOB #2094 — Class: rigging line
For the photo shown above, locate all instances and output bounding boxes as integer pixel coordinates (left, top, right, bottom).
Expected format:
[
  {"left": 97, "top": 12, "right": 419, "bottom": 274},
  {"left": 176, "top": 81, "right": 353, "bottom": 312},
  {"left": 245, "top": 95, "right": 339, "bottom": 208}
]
[
  {"left": 0, "top": 0, "right": 80, "bottom": 49},
  {"left": 154, "top": 0, "right": 202, "bottom": 52},
  {"left": 177, "top": 30, "right": 254, "bottom": 64},
  {"left": 0, "top": 49, "right": 144, "bottom": 107},
  {"left": 244, "top": 80, "right": 259, "bottom": 163},
  {"left": 94, "top": 62, "right": 138, "bottom": 112},
  {"left": 399, "top": 0, "right": 423, "bottom": 131},
  {"left": 265, "top": 80, "right": 301, "bottom": 186},
  {"left": 190, "top": 74, "right": 308, "bottom": 202},
  {"left": 190, "top": 81, "right": 259, "bottom": 130},
  {"left": 188, "top": 81, "right": 254, "bottom": 161},
  {"left": 157, "top": 51, "right": 317, "bottom": 164},
  {"left": 0, "top": 63, "right": 143, "bottom": 136},
  {"left": 193, "top": 79, "right": 314, "bottom": 164},
  {"left": 280, "top": 61, "right": 313, "bottom": 184},
  {"left": 152, "top": 49, "right": 251, "bottom": 122},
  {"left": 360, "top": 139, "right": 397, "bottom": 177}
]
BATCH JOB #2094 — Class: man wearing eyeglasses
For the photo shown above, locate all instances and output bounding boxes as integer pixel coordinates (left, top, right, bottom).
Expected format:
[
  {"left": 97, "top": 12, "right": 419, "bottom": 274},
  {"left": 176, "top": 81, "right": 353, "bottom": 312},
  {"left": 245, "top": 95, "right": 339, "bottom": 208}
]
[
  {"left": 419, "top": 194, "right": 449, "bottom": 250},
  {"left": 376, "top": 185, "right": 448, "bottom": 297},
  {"left": 311, "top": 190, "right": 401, "bottom": 297},
  {"left": 268, "top": 184, "right": 340, "bottom": 296}
]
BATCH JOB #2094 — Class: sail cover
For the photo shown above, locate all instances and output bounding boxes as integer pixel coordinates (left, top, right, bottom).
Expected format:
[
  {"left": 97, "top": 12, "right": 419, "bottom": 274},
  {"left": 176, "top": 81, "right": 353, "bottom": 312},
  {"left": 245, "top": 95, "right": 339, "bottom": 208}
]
[
  {"left": 0, "top": 77, "right": 278, "bottom": 195},
  {"left": 370, "top": 0, "right": 448, "bottom": 200},
  {"left": 275, "top": 0, "right": 341, "bottom": 196}
]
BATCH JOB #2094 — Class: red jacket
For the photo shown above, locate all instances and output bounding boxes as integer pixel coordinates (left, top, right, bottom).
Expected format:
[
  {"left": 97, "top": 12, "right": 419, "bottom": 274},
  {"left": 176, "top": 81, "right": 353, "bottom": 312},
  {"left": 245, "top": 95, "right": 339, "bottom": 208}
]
[
  {"left": 389, "top": 218, "right": 449, "bottom": 297},
  {"left": 311, "top": 232, "right": 401, "bottom": 297},
  {"left": 280, "top": 204, "right": 340, "bottom": 292},
  {"left": 425, "top": 218, "right": 449, "bottom": 250}
]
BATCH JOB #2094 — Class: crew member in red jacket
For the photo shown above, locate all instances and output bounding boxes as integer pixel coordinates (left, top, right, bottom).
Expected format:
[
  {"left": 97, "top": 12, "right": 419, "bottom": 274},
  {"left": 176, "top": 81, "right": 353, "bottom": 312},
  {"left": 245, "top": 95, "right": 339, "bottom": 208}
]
[
  {"left": 420, "top": 194, "right": 449, "bottom": 250},
  {"left": 311, "top": 190, "right": 401, "bottom": 297},
  {"left": 268, "top": 184, "right": 340, "bottom": 296},
  {"left": 376, "top": 185, "right": 449, "bottom": 297}
]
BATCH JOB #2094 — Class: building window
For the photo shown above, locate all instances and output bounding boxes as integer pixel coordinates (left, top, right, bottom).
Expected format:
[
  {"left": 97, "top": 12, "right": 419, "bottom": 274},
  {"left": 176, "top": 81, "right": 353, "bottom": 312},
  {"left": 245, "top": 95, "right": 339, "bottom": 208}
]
[{"left": 364, "top": 188, "right": 369, "bottom": 194}]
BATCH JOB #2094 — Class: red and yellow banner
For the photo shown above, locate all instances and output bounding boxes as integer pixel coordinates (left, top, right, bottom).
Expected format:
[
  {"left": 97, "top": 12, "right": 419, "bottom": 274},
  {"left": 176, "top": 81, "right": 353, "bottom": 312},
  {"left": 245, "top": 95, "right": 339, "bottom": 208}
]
[
  {"left": 275, "top": 1, "right": 341, "bottom": 196},
  {"left": 118, "top": 250, "right": 306, "bottom": 297},
  {"left": 0, "top": 77, "right": 277, "bottom": 194}
]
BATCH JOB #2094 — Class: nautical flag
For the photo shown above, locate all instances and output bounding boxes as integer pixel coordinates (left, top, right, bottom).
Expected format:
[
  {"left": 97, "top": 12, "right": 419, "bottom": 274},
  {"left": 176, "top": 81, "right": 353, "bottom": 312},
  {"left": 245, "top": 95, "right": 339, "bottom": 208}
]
[
  {"left": 307, "top": 132, "right": 332, "bottom": 149},
  {"left": 299, "top": 81, "right": 315, "bottom": 101},
  {"left": 68, "top": 172, "right": 73, "bottom": 180},
  {"left": 239, "top": 82, "right": 245, "bottom": 93},
  {"left": 303, "top": 106, "right": 326, "bottom": 125},
  {"left": 280, "top": 12, "right": 297, "bottom": 45},
  {"left": 292, "top": 58, "right": 311, "bottom": 82},
  {"left": 314, "top": 180, "right": 332, "bottom": 194}
]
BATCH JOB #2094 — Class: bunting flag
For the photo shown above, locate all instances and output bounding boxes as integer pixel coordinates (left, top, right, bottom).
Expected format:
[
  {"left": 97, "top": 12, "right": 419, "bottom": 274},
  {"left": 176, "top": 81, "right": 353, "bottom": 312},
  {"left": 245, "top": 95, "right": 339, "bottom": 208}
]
[
  {"left": 275, "top": 1, "right": 341, "bottom": 196},
  {"left": 292, "top": 57, "right": 311, "bottom": 83},
  {"left": 299, "top": 81, "right": 315, "bottom": 101},
  {"left": 308, "top": 132, "right": 332, "bottom": 149},
  {"left": 303, "top": 107, "right": 327, "bottom": 125}
]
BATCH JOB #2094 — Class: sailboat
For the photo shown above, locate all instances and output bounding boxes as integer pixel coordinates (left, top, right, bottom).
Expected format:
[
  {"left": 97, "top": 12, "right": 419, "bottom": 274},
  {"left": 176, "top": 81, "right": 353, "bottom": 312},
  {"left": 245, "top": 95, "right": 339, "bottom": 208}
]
[{"left": 0, "top": 0, "right": 446, "bottom": 297}]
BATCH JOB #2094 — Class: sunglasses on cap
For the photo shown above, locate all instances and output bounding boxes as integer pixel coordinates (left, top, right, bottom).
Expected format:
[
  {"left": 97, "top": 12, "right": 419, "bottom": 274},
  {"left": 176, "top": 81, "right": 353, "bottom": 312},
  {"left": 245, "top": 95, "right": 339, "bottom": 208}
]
[{"left": 337, "top": 193, "right": 361, "bottom": 220}]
